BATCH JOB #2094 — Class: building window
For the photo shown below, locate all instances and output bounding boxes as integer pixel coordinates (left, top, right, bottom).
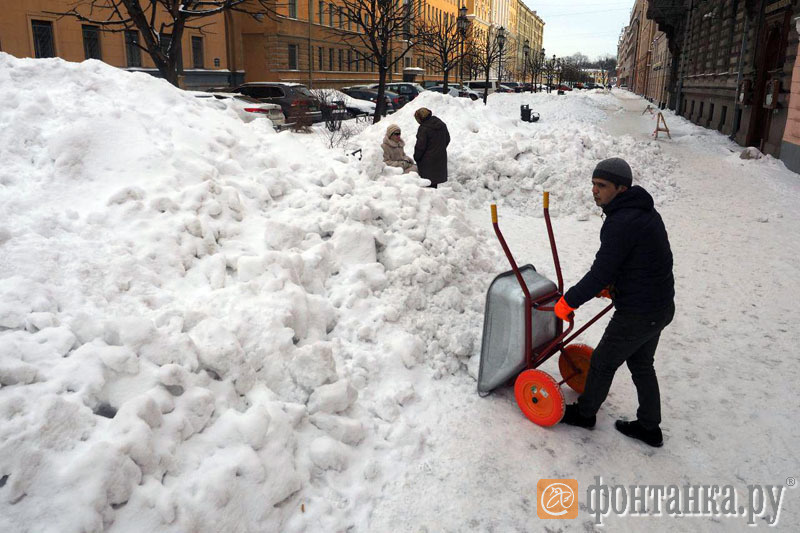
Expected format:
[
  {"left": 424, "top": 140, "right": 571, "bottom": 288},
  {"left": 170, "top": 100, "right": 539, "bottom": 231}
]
[
  {"left": 82, "top": 25, "right": 102, "bottom": 60},
  {"left": 329, "top": 48, "right": 334, "bottom": 70},
  {"left": 338, "top": 49, "right": 343, "bottom": 71},
  {"left": 347, "top": 49, "right": 352, "bottom": 71},
  {"left": 191, "top": 36, "right": 204, "bottom": 68},
  {"left": 319, "top": 47, "right": 323, "bottom": 70},
  {"left": 339, "top": 8, "right": 344, "bottom": 29},
  {"left": 329, "top": 3, "right": 334, "bottom": 26},
  {"left": 125, "top": 30, "right": 141, "bottom": 67},
  {"left": 160, "top": 34, "right": 182, "bottom": 70},
  {"left": 288, "top": 0, "right": 297, "bottom": 18},
  {"left": 288, "top": 44, "right": 299, "bottom": 70},
  {"left": 32, "top": 20, "right": 55, "bottom": 58},
  {"left": 319, "top": 1, "right": 324, "bottom": 24},
  {"left": 347, "top": 9, "right": 352, "bottom": 31},
  {"left": 355, "top": 51, "right": 359, "bottom": 72}
]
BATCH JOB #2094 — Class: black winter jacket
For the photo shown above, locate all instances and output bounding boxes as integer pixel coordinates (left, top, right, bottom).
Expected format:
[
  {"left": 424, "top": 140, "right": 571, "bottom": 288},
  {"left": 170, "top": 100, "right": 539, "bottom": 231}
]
[
  {"left": 414, "top": 115, "right": 450, "bottom": 186},
  {"left": 564, "top": 186, "right": 674, "bottom": 313}
]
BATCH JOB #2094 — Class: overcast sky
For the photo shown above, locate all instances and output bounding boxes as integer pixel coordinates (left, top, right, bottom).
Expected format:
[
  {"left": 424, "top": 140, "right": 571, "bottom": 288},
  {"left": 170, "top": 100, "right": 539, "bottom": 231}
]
[{"left": 524, "top": 1, "right": 634, "bottom": 61}]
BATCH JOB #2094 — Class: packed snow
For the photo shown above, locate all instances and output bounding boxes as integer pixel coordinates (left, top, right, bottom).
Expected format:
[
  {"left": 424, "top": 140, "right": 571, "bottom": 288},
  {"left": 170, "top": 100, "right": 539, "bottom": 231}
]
[{"left": 1, "top": 53, "right": 798, "bottom": 532}]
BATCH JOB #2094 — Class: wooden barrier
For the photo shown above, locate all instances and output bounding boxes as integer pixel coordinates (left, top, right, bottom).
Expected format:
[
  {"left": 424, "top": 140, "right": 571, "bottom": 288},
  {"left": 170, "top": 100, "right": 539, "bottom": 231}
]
[{"left": 653, "top": 112, "right": 671, "bottom": 139}]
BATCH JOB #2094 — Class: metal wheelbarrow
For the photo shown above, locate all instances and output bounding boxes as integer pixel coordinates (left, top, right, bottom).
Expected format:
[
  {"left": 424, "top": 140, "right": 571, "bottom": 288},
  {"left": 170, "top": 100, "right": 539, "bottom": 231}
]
[{"left": 477, "top": 192, "right": 614, "bottom": 426}]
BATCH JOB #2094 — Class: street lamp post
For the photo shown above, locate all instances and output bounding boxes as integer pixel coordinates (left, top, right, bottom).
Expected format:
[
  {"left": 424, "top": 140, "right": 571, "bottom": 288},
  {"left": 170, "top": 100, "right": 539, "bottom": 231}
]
[
  {"left": 522, "top": 39, "right": 530, "bottom": 92},
  {"left": 457, "top": 5, "right": 468, "bottom": 86},
  {"left": 496, "top": 26, "right": 506, "bottom": 85},
  {"left": 539, "top": 47, "right": 545, "bottom": 92}
]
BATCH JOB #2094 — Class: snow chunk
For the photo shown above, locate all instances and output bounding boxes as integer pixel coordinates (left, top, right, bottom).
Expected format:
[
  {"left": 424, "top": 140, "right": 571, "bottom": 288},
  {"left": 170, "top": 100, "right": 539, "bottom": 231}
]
[
  {"left": 309, "top": 436, "right": 350, "bottom": 471},
  {"left": 288, "top": 342, "right": 337, "bottom": 390},
  {"left": 331, "top": 223, "right": 377, "bottom": 267},
  {"left": 309, "top": 412, "right": 366, "bottom": 445},
  {"left": 307, "top": 379, "right": 357, "bottom": 414}
]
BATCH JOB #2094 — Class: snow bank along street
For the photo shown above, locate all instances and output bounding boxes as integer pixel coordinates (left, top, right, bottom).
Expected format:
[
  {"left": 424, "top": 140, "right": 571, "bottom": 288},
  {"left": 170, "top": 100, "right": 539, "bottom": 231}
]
[{"left": 1, "top": 54, "right": 799, "bottom": 532}]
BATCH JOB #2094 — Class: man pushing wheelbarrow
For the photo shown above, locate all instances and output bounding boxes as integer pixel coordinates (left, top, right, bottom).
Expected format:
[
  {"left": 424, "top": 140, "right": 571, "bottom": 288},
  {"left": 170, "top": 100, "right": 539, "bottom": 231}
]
[{"left": 478, "top": 157, "right": 674, "bottom": 448}]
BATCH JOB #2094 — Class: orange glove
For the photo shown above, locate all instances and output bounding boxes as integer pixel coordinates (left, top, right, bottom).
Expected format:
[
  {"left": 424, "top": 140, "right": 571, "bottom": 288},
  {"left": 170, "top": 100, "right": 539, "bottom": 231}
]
[
  {"left": 596, "top": 287, "right": 612, "bottom": 299},
  {"left": 554, "top": 296, "right": 575, "bottom": 322}
]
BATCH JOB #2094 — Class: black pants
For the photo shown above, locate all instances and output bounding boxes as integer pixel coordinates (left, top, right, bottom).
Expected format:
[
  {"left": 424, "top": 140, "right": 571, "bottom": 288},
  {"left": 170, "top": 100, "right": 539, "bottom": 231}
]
[{"left": 577, "top": 302, "right": 675, "bottom": 429}]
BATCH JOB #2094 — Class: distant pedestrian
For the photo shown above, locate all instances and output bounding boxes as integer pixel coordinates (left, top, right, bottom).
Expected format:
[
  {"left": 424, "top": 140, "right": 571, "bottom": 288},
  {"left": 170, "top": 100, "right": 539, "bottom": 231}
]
[
  {"left": 381, "top": 124, "right": 418, "bottom": 174},
  {"left": 413, "top": 108, "right": 450, "bottom": 188}
]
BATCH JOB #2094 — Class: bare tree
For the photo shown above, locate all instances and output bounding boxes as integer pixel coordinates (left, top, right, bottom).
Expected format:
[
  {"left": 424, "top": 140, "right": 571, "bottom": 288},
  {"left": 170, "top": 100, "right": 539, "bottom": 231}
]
[
  {"left": 472, "top": 27, "right": 507, "bottom": 104},
  {"left": 49, "top": 1, "right": 276, "bottom": 87},
  {"left": 329, "top": 0, "right": 421, "bottom": 123},
  {"left": 525, "top": 48, "right": 546, "bottom": 92},
  {"left": 415, "top": 16, "right": 466, "bottom": 91},
  {"left": 462, "top": 39, "right": 481, "bottom": 82},
  {"left": 597, "top": 54, "right": 617, "bottom": 88}
]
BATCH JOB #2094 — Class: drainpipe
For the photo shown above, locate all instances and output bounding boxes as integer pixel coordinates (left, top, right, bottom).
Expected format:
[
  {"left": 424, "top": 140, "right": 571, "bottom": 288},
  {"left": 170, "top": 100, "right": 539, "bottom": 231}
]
[
  {"left": 308, "top": 0, "right": 313, "bottom": 88},
  {"left": 730, "top": 10, "right": 750, "bottom": 139},
  {"left": 224, "top": 10, "right": 237, "bottom": 86},
  {"left": 675, "top": 0, "right": 694, "bottom": 116}
]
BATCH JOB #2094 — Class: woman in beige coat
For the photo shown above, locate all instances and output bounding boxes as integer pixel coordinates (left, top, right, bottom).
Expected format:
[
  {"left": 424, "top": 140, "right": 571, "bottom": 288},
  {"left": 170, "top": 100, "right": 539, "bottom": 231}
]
[{"left": 381, "top": 124, "right": 418, "bottom": 173}]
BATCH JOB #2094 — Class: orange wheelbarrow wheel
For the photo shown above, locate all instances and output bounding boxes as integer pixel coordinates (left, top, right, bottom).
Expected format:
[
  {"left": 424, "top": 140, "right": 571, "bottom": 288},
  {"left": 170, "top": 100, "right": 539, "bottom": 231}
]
[
  {"left": 514, "top": 369, "right": 565, "bottom": 427},
  {"left": 558, "top": 343, "right": 593, "bottom": 394}
]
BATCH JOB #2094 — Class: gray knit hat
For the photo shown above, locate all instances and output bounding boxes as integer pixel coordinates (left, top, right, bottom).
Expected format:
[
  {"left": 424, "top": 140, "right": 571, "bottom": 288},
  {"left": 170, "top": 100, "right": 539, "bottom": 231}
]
[{"left": 592, "top": 157, "right": 632, "bottom": 188}]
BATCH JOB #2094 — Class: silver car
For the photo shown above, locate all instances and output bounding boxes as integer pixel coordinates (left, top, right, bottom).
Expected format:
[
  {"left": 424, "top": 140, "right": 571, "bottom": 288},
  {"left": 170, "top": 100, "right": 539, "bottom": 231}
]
[{"left": 191, "top": 91, "right": 286, "bottom": 129}]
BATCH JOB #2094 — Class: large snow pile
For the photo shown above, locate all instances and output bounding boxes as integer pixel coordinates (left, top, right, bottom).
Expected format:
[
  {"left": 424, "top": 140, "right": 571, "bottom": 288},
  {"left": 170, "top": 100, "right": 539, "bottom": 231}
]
[
  {"left": 0, "top": 52, "right": 692, "bottom": 532},
  {"left": 352, "top": 90, "right": 679, "bottom": 219},
  {"left": 0, "top": 54, "right": 498, "bottom": 532}
]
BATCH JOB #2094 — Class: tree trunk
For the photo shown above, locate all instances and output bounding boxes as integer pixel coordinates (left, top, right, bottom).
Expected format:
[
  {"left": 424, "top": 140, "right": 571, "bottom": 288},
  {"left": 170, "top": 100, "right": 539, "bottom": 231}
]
[
  {"left": 443, "top": 68, "right": 449, "bottom": 92},
  {"left": 156, "top": 58, "right": 180, "bottom": 86},
  {"left": 373, "top": 64, "right": 388, "bottom": 124},
  {"left": 483, "top": 65, "right": 490, "bottom": 104}
]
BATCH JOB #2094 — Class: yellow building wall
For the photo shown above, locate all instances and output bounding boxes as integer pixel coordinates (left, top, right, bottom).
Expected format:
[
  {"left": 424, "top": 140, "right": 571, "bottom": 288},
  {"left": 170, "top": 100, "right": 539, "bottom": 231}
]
[{"left": 0, "top": 0, "right": 229, "bottom": 74}]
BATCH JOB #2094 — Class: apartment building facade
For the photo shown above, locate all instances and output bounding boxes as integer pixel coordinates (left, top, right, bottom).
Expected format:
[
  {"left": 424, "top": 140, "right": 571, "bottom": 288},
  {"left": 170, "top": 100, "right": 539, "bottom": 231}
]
[
  {"left": 0, "top": 0, "right": 235, "bottom": 87},
  {"left": 644, "top": 0, "right": 800, "bottom": 168},
  {"left": 1, "top": 0, "right": 546, "bottom": 91}
]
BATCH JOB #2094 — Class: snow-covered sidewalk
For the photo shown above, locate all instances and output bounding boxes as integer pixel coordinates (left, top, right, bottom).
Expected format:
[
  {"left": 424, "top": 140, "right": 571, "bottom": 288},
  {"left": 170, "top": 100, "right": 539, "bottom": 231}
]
[
  {"left": 368, "top": 92, "right": 800, "bottom": 532},
  {"left": 1, "top": 54, "right": 798, "bottom": 532}
]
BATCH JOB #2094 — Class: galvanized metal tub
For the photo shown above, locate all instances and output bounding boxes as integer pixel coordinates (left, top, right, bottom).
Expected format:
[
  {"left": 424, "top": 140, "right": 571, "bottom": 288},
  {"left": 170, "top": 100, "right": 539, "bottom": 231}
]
[{"left": 477, "top": 265, "right": 559, "bottom": 394}]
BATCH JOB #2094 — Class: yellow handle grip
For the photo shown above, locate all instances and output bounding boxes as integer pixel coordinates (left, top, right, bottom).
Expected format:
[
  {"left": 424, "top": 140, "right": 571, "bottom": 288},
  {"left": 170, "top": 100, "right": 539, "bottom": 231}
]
[
  {"left": 543, "top": 191, "right": 549, "bottom": 209},
  {"left": 491, "top": 204, "right": 498, "bottom": 223}
]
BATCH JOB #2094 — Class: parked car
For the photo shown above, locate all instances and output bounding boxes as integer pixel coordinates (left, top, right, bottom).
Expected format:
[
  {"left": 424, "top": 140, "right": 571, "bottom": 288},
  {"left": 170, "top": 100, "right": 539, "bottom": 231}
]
[
  {"left": 556, "top": 84, "right": 572, "bottom": 92},
  {"left": 234, "top": 82, "right": 323, "bottom": 124},
  {"left": 340, "top": 87, "right": 395, "bottom": 113},
  {"left": 368, "top": 82, "right": 425, "bottom": 102},
  {"left": 190, "top": 91, "right": 287, "bottom": 128},
  {"left": 312, "top": 88, "right": 376, "bottom": 118},
  {"left": 426, "top": 84, "right": 480, "bottom": 101},
  {"left": 383, "top": 89, "right": 407, "bottom": 110},
  {"left": 464, "top": 79, "right": 503, "bottom": 94},
  {"left": 495, "top": 84, "right": 516, "bottom": 93},
  {"left": 501, "top": 81, "right": 525, "bottom": 93}
]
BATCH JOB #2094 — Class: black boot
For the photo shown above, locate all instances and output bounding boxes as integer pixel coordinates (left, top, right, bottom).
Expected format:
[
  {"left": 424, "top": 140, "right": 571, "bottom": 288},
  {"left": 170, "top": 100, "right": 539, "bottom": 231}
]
[
  {"left": 561, "top": 403, "right": 595, "bottom": 429},
  {"left": 615, "top": 420, "right": 663, "bottom": 447}
]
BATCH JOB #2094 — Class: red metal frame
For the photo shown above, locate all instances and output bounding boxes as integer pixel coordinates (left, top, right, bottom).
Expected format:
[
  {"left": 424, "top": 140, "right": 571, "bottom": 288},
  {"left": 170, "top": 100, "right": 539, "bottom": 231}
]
[{"left": 491, "top": 194, "right": 613, "bottom": 374}]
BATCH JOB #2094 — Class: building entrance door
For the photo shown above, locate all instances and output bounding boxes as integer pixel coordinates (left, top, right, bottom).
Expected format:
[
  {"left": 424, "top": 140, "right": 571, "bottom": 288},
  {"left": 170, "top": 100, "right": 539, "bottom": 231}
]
[{"left": 747, "top": 9, "right": 791, "bottom": 152}]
